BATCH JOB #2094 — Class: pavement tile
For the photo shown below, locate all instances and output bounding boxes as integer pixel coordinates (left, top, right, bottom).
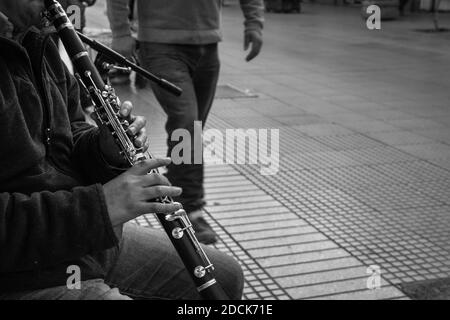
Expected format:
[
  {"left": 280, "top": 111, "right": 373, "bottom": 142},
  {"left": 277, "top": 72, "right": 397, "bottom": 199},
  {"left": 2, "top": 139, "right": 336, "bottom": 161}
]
[
  {"left": 286, "top": 278, "right": 376, "bottom": 300},
  {"left": 259, "top": 248, "right": 350, "bottom": 268},
  {"left": 249, "top": 241, "right": 339, "bottom": 259},
  {"left": 240, "top": 233, "right": 328, "bottom": 250},
  {"left": 267, "top": 257, "right": 362, "bottom": 278},
  {"left": 232, "top": 225, "right": 318, "bottom": 242},
  {"left": 218, "top": 213, "right": 298, "bottom": 226},
  {"left": 283, "top": 265, "right": 368, "bottom": 287},
  {"left": 225, "top": 219, "right": 310, "bottom": 234},
  {"left": 308, "top": 286, "right": 408, "bottom": 300}
]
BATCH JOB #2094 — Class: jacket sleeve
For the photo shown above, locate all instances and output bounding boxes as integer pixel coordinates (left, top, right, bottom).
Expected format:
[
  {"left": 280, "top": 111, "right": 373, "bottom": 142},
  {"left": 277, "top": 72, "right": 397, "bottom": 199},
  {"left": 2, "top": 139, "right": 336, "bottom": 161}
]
[
  {"left": 65, "top": 62, "right": 126, "bottom": 184},
  {"left": 0, "top": 185, "right": 118, "bottom": 272},
  {"left": 106, "top": 0, "right": 132, "bottom": 39},
  {"left": 239, "top": 0, "right": 265, "bottom": 34}
]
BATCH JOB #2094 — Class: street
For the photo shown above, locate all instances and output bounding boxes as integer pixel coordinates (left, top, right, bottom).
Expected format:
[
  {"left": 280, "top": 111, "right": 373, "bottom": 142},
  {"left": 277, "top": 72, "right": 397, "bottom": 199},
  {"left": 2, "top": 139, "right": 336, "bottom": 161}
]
[{"left": 86, "top": 1, "right": 450, "bottom": 300}]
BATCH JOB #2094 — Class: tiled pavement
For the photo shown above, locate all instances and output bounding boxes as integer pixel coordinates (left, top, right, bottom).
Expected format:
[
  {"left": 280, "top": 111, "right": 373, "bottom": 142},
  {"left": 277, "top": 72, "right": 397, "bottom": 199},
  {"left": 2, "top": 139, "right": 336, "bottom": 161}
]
[{"left": 86, "top": 2, "right": 450, "bottom": 299}]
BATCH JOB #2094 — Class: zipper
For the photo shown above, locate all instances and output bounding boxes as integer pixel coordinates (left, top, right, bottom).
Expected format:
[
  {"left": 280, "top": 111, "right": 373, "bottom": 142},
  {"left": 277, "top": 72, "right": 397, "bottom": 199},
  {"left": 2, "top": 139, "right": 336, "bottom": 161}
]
[
  {"left": 45, "top": 127, "right": 51, "bottom": 146},
  {"left": 36, "top": 35, "right": 53, "bottom": 152},
  {"left": 35, "top": 35, "right": 78, "bottom": 181},
  {"left": 13, "top": 32, "right": 53, "bottom": 151},
  {"left": 21, "top": 33, "right": 78, "bottom": 179}
]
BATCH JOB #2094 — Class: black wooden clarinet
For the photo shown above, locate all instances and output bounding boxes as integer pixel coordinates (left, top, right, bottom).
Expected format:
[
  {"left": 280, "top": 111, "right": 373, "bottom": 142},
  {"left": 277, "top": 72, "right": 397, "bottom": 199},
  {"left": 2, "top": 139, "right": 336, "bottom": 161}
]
[{"left": 43, "top": 0, "right": 228, "bottom": 300}]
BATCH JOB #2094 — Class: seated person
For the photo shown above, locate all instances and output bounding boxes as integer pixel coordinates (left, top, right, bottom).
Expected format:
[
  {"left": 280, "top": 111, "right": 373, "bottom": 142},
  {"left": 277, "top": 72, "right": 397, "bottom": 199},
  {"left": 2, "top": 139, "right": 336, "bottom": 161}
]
[{"left": 0, "top": 0, "right": 243, "bottom": 300}]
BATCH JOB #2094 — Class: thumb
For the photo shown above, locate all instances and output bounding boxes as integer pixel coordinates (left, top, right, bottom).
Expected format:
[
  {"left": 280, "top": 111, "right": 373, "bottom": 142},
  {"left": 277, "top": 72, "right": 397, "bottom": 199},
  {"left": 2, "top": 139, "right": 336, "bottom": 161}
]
[{"left": 127, "top": 158, "right": 172, "bottom": 176}]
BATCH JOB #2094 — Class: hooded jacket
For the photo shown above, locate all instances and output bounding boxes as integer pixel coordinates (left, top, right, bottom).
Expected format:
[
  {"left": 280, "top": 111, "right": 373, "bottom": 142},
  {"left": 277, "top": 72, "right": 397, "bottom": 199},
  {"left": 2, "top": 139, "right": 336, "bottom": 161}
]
[{"left": 0, "top": 24, "right": 119, "bottom": 293}]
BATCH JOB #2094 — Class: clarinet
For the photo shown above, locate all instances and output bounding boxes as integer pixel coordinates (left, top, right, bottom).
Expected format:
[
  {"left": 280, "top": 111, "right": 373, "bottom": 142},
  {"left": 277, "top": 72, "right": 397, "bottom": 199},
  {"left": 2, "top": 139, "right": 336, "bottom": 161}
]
[{"left": 43, "top": 0, "right": 228, "bottom": 300}]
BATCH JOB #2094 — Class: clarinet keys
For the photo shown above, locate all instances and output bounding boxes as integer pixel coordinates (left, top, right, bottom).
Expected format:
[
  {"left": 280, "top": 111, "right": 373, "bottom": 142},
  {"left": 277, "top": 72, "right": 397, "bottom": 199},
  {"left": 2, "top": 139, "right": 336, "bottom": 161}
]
[
  {"left": 166, "top": 209, "right": 193, "bottom": 240},
  {"left": 194, "top": 266, "right": 206, "bottom": 278},
  {"left": 172, "top": 227, "right": 184, "bottom": 240}
]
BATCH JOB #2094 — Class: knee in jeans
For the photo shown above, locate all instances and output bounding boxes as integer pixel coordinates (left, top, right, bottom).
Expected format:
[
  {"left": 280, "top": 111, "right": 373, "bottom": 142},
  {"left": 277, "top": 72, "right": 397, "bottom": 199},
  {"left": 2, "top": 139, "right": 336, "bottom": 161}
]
[
  {"left": 215, "top": 253, "right": 244, "bottom": 300},
  {"left": 230, "top": 259, "right": 245, "bottom": 300}
]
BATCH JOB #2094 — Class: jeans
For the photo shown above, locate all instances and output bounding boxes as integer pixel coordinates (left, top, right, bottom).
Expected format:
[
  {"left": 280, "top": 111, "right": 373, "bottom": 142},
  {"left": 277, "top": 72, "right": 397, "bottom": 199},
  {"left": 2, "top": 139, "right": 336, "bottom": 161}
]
[
  {"left": 139, "top": 43, "right": 221, "bottom": 213},
  {"left": 0, "top": 223, "right": 243, "bottom": 300}
]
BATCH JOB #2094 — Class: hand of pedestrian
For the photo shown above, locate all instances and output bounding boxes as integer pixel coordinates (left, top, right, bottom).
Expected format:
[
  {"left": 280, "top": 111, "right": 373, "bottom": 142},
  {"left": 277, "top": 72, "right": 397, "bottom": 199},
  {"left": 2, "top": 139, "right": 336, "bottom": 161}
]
[
  {"left": 103, "top": 158, "right": 183, "bottom": 227},
  {"left": 244, "top": 30, "right": 263, "bottom": 62},
  {"left": 111, "top": 35, "right": 136, "bottom": 59}
]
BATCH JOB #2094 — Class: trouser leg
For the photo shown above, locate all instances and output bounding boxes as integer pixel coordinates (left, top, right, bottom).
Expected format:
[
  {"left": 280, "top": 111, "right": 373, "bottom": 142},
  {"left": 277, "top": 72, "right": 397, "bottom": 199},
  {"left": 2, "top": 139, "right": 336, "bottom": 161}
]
[
  {"left": 139, "top": 43, "right": 220, "bottom": 213},
  {"left": 0, "top": 223, "right": 244, "bottom": 300},
  {"left": 105, "top": 223, "right": 244, "bottom": 300}
]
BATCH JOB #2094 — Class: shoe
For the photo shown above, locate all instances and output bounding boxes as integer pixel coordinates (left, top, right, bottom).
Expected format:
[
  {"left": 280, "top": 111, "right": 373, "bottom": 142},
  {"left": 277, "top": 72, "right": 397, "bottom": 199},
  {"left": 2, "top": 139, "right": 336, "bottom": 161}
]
[{"left": 189, "top": 216, "right": 218, "bottom": 245}]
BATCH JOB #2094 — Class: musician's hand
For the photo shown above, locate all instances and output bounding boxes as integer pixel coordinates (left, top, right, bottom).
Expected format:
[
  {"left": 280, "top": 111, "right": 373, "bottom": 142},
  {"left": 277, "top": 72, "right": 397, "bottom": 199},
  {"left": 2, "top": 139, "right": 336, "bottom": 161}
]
[
  {"left": 111, "top": 35, "right": 136, "bottom": 59},
  {"left": 244, "top": 30, "right": 263, "bottom": 62},
  {"left": 103, "top": 158, "right": 183, "bottom": 227},
  {"left": 97, "top": 101, "right": 149, "bottom": 167}
]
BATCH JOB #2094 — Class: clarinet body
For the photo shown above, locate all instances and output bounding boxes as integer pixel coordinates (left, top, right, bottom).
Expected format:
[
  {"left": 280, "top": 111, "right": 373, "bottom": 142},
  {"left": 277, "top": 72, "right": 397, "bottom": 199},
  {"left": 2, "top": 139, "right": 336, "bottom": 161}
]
[{"left": 44, "top": 0, "right": 228, "bottom": 300}]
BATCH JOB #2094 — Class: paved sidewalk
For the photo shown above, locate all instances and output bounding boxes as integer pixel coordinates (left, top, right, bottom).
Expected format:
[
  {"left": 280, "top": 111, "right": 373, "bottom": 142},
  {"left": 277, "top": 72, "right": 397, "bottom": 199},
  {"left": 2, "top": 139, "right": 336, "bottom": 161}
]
[{"left": 86, "top": 2, "right": 450, "bottom": 299}]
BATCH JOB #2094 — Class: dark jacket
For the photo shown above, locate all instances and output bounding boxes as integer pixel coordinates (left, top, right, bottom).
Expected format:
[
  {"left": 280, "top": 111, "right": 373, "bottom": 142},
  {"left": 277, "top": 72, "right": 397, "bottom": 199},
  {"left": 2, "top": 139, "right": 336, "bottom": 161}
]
[{"left": 0, "top": 29, "right": 119, "bottom": 293}]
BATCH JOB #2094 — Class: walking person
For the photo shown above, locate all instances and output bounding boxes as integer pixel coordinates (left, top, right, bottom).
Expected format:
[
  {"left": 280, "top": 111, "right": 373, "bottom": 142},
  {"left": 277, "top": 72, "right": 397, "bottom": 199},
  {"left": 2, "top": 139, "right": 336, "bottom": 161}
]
[{"left": 106, "top": 0, "right": 265, "bottom": 244}]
